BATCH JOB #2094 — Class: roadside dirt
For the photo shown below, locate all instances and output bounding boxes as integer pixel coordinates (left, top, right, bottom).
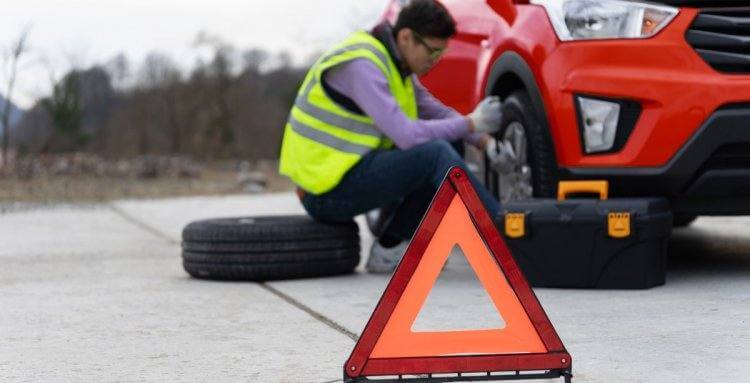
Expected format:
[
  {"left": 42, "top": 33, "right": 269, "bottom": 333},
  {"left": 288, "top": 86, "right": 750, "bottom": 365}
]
[{"left": 0, "top": 154, "right": 293, "bottom": 204}]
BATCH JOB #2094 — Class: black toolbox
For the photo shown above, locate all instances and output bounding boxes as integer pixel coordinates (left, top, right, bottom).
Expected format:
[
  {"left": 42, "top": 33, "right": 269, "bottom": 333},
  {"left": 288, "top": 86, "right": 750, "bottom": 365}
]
[{"left": 498, "top": 181, "right": 673, "bottom": 289}]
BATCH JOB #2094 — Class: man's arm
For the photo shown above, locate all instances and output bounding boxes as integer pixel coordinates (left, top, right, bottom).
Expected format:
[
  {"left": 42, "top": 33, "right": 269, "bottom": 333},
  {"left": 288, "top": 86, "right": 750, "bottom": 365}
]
[
  {"left": 324, "top": 59, "right": 474, "bottom": 150},
  {"left": 413, "top": 77, "right": 490, "bottom": 150}
]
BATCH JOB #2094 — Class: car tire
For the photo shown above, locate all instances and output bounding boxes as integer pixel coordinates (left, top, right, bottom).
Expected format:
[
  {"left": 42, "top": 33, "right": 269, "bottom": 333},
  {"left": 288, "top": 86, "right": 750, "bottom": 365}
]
[
  {"left": 183, "top": 258, "right": 359, "bottom": 281},
  {"left": 182, "top": 215, "right": 358, "bottom": 242},
  {"left": 181, "top": 216, "right": 360, "bottom": 281},
  {"left": 182, "top": 236, "right": 359, "bottom": 253},
  {"left": 486, "top": 90, "right": 558, "bottom": 202}
]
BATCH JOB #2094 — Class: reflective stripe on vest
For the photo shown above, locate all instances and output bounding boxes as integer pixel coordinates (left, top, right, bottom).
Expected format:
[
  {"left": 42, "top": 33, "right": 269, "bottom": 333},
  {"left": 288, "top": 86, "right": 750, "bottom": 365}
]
[
  {"left": 279, "top": 31, "right": 418, "bottom": 195},
  {"left": 294, "top": 78, "right": 381, "bottom": 138},
  {"left": 288, "top": 118, "right": 372, "bottom": 156},
  {"left": 319, "top": 43, "right": 392, "bottom": 76}
]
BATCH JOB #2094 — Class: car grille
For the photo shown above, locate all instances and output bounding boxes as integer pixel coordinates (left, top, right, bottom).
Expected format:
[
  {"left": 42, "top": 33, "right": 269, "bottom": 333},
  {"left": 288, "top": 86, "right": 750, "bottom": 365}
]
[{"left": 686, "top": 8, "right": 750, "bottom": 73}]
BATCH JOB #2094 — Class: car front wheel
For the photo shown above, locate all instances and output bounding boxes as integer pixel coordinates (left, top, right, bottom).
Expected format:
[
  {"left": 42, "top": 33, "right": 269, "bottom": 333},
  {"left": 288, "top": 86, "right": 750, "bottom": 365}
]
[{"left": 486, "top": 90, "right": 558, "bottom": 203}]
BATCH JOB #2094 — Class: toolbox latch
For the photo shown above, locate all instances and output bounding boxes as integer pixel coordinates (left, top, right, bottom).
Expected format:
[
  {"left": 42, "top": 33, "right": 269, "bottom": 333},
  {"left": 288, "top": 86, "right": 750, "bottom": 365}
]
[
  {"left": 505, "top": 213, "right": 526, "bottom": 239},
  {"left": 608, "top": 212, "right": 631, "bottom": 239}
]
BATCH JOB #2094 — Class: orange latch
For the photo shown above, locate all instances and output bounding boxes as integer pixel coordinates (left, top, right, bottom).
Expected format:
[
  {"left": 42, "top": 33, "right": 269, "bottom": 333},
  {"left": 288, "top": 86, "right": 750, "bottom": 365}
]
[
  {"left": 608, "top": 212, "right": 631, "bottom": 239},
  {"left": 505, "top": 213, "right": 526, "bottom": 239}
]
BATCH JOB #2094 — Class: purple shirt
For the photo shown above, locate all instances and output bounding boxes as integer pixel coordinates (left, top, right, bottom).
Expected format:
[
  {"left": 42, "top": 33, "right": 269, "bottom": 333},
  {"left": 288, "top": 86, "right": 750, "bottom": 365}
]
[{"left": 324, "top": 59, "right": 481, "bottom": 150}]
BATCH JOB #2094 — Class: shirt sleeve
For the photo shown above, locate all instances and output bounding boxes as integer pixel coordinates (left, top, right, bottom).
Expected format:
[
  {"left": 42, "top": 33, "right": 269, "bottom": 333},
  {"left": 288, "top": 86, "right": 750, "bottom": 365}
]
[
  {"left": 413, "top": 77, "right": 484, "bottom": 147},
  {"left": 323, "top": 59, "right": 471, "bottom": 150}
]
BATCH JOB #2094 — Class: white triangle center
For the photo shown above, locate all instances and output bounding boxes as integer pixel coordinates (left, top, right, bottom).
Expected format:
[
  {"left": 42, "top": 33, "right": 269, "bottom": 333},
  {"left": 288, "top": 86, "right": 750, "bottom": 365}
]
[{"left": 411, "top": 244, "right": 506, "bottom": 332}]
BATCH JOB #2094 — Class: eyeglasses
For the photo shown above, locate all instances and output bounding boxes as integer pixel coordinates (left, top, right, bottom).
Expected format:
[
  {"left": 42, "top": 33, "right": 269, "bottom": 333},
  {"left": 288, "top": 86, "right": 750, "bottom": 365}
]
[{"left": 413, "top": 31, "right": 447, "bottom": 61}]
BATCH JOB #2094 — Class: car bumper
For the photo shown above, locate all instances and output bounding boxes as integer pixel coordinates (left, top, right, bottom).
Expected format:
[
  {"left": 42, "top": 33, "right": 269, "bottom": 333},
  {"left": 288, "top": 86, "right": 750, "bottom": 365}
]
[
  {"left": 537, "top": 7, "right": 750, "bottom": 170},
  {"left": 559, "top": 104, "right": 750, "bottom": 215}
]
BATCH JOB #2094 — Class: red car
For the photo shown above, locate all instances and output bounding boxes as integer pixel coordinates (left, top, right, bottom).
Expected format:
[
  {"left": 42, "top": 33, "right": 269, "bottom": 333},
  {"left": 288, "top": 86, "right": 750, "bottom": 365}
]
[{"left": 383, "top": 0, "right": 750, "bottom": 225}]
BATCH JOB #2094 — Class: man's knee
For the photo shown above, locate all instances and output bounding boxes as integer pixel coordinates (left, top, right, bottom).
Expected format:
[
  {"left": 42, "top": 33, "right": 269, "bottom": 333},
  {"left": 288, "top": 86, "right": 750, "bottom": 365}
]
[
  {"left": 422, "top": 140, "right": 462, "bottom": 162},
  {"left": 418, "top": 140, "right": 467, "bottom": 184}
]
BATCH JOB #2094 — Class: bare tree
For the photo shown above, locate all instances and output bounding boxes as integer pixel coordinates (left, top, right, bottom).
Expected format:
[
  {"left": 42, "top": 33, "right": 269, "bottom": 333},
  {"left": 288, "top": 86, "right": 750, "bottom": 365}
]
[
  {"left": 1, "top": 26, "right": 31, "bottom": 167},
  {"left": 137, "top": 52, "right": 183, "bottom": 153},
  {"left": 40, "top": 70, "right": 84, "bottom": 153},
  {"left": 242, "top": 49, "right": 269, "bottom": 74},
  {"left": 105, "top": 53, "right": 130, "bottom": 90},
  {"left": 192, "top": 32, "right": 238, "bottom": 157}
]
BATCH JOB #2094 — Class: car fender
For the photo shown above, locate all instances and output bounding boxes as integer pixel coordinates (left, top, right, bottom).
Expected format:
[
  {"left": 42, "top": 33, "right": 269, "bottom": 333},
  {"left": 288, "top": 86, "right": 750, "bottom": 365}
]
[{"left": 484, "top": 51, "right": 558, "bottom": 162}]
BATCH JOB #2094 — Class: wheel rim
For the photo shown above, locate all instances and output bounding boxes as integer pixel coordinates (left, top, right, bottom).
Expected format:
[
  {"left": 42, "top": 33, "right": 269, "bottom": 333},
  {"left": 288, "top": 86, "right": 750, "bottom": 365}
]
[{"left": 497, "top": 121, "right": 533, "bottom": 203}]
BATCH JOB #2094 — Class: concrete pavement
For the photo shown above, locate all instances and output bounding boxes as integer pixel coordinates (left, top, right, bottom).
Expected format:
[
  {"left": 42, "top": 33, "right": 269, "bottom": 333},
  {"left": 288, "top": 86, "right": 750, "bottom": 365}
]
[{"left": 1, "top": 193, "right": 748, "bottom": 382}]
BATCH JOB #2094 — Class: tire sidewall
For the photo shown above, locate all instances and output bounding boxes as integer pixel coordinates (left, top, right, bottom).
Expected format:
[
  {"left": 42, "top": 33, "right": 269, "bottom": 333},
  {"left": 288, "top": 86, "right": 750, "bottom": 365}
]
[{"left": 495, "top": 91, "right": 558, "bottom": 199}]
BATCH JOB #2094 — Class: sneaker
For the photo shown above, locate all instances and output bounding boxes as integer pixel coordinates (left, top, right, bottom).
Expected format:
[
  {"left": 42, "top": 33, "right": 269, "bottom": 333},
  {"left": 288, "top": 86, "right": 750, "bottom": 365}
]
[{"left": 365, "top": 241, "right": 409, "bottom": 274}]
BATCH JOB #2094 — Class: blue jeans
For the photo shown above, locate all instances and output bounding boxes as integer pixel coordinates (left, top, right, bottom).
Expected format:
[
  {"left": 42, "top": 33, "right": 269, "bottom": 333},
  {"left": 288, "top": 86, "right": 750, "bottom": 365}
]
[{"left": 301, "top": 140, "right": 501, "bottom": 241}]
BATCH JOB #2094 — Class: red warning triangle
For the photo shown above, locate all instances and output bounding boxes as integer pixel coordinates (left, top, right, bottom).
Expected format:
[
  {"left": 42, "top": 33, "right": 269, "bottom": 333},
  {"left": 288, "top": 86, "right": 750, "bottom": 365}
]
[{"left": 344, "top": 167, "right": 571, "bottom": 381}]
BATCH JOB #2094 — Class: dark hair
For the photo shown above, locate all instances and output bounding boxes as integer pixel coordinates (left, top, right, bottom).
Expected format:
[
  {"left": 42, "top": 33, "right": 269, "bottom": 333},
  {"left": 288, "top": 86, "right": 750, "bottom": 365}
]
[{"left": 393, "top": 0, "right": 457, "bottom": 40}]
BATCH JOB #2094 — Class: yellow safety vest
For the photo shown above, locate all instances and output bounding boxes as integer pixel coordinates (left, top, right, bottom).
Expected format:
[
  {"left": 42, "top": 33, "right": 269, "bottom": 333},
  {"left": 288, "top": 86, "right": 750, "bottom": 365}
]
[{"left": 279, "top": 30, "right": 418, "bottom": 195}]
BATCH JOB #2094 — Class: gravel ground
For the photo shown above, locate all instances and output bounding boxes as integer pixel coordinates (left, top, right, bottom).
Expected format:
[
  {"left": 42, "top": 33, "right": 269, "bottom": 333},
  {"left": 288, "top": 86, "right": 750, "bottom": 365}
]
[{"left": 0, "top": 157, "right": 293, "bottom": 204}]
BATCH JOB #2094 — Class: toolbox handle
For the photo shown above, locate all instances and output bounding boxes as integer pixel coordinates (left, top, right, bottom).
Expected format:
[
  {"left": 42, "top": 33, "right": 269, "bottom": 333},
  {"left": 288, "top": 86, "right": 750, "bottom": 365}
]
[{"left": 557, "top": 180, "right": 609, "bottom": 201}]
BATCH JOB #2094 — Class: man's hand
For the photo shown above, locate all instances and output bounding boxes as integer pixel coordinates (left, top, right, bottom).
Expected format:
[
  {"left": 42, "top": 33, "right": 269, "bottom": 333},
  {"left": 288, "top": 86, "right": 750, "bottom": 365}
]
[
  {"left": 486, "top": 139, "right": 517, "bottom": 174},
  {"left": 469, "top": 96, "right": 502, "bottom": 134}
]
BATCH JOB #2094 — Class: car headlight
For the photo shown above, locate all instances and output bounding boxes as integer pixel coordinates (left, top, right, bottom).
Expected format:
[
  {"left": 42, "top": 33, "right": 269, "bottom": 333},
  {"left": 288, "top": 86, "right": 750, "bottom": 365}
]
[{"left": 530, "top": 0, "right": 679, "bottom": 41}]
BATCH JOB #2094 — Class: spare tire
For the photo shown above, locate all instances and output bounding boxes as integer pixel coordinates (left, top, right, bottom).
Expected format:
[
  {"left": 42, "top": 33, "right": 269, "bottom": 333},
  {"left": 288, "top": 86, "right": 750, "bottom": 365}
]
[
  {"left": 181, "top": 216, "right": 360, "bottom": 281},
  {"left": 182, "top": 216, "right": 357, "bottom": 242}
]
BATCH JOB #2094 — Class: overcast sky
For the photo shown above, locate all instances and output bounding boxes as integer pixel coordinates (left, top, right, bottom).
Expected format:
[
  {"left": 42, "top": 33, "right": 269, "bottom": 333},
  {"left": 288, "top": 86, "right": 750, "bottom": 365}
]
[{"left": 0, "top": 0, "right": 391, "bottom": 109}]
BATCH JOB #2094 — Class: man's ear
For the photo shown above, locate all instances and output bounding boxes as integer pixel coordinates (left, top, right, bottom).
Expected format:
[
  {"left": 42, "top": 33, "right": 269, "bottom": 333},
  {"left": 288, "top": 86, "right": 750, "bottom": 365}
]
[{"left": 396, "top": 28, "right": 412, "bottom": 46}]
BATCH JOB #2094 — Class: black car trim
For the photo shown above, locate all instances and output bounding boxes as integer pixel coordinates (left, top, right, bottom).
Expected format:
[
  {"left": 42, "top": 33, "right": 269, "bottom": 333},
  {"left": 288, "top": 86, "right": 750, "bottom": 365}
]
[
  {"left": 485, "top": 51, "right": 560, "bottom": 163},
  {"left": 486, "top": 51, "right": 548, "bottom": 127},
  {"left": 573, "top": 93, "right": 642, "bottom": 156}
]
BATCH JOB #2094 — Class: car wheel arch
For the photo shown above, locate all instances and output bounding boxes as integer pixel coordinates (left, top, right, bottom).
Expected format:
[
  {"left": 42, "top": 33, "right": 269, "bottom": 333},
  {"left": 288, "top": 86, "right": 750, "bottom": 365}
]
[
  {"left": 483, "top": 51, "right": 563, "bottom": 197},
  {"left": 485, "top": 51, "right": 558, "bottom": 161}
]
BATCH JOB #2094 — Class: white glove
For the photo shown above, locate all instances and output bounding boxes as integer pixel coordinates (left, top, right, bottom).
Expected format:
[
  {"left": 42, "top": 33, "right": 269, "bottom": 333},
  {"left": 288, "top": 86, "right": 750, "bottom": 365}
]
[
  {"left": 486, "top": 139, "right": 517, "bottom": 174},
  {"left": 469, "top": 96, "right": 502, "bottom": 134}
]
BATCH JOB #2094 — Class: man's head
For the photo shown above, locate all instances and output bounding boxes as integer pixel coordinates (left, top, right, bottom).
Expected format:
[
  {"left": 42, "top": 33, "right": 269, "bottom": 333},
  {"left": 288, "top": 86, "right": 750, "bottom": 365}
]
[{"left": 393, "top": 0, "right": 456, "bottom": 76}]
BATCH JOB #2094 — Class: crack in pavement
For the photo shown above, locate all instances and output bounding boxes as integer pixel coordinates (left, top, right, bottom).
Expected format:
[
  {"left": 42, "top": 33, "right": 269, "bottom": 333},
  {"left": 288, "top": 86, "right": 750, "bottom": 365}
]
[
  {"left": 260, "top": 282, "right": 359, "bottom": 342},
  {"left": 108, "top": 202, "right": 360, "bottom": 344},
  {"left": 108, "top": 203, "right": 180, "bottom": 245}
]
